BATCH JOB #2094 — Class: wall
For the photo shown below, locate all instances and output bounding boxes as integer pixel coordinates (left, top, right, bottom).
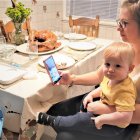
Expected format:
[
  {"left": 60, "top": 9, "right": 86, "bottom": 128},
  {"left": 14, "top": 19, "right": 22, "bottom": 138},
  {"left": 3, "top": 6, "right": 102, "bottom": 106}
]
[
  {"left": 0, "top": 0, "right": 120, "bottom": 41},
  {"left": 0, "top": 0, "right": 63, "bottom": 30}
]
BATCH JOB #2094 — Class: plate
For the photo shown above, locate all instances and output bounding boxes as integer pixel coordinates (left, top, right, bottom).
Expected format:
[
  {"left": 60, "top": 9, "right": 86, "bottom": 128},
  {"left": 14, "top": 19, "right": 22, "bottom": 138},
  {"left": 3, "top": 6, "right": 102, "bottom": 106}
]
[
  {"left": 64, "top": 33, "right": 87, "bottom": 40},
  {"left": 68, "top": 42, "right": 96, "bottom": 51},
  {"left": 16, "top": 41, "right": 64, "bottom": 55},
  {"left": 38, "top": 53, "right": 75, "bottom": 69}
]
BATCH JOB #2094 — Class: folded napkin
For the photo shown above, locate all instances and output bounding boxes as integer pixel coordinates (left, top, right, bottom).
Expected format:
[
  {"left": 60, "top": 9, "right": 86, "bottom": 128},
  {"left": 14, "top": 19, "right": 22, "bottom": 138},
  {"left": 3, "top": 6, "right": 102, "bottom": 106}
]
[{"left": 0, "top": 64, "right": 26, "bottom": 89}]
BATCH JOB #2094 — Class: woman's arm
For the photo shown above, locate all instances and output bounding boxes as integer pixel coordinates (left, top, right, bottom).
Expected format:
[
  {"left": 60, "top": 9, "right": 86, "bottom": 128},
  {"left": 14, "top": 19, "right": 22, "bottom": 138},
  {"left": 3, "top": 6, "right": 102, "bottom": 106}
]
[
  {"left": 95, "top": 103, "right": 140, "bottom": 124},
  {"left": 93, "top": 111, "right": 133, "bottom": 129},
  {"left": 59, "top": 65, "right": 104, "bottom": 86},
  {"left": 131, "top": 104, "right": 140, "bottom": 123}
]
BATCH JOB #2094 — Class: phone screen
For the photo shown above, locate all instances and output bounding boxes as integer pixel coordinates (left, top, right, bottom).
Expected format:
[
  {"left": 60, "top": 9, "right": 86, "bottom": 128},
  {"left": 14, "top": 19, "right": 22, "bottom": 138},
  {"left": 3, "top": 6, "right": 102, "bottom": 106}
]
[{"left": 43, "top": 56, "right": 61, "bottom": 84}]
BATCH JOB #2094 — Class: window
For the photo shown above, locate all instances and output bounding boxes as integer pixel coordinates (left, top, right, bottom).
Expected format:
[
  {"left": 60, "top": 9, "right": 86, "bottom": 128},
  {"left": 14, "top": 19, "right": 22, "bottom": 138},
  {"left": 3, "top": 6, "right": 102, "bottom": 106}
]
[{"left": 66, "top": 0, "right": 121, "bottom": 22}]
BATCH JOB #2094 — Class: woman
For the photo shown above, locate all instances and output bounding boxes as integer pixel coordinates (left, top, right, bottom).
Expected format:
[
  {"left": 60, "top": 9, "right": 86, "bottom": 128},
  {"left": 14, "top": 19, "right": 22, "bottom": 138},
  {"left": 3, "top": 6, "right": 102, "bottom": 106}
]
[{"left": 46, "top": 0, "right": 140, "bottom": 139}]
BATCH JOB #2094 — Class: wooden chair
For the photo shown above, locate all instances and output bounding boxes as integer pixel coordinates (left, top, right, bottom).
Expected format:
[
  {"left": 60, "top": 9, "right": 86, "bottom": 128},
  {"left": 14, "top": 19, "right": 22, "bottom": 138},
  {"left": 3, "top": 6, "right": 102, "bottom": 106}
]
[
  {"left": 69, "top": 15, "right": 100, "bottom": 37},
  {"left": 0, "top": 20, "right": 7, "bottom": 40},
  {"left": 0, "top": 18, "right": 31, "bottom": 43}
]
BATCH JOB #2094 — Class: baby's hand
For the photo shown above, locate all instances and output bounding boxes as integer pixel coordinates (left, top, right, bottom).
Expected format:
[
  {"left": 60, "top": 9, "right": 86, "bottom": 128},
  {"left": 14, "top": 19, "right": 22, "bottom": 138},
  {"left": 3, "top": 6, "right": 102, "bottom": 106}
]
[
  {"left": 83, "top": 94, "right": 93, "bottom": 109},
  {"left": 91, "top": 116, "right": 103, "bottom": 130}
]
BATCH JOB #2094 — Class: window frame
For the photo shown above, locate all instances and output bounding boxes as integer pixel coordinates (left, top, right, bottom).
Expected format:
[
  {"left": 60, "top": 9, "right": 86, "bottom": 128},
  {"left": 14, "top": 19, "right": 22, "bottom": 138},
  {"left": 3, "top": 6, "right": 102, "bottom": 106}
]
[{"left": 63, "top": 0, "right": 120, "bottom": 27}]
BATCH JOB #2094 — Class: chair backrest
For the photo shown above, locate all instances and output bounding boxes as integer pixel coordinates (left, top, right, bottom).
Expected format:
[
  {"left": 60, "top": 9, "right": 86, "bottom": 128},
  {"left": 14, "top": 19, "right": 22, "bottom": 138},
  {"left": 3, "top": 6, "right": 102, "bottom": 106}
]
[
  {"left": 0, "top": 18, "right": 31, "bottom": 43},
  {"left": 69, "top": 15, "right": 100, "bottom": 37},
  {"left": 0, "top": 20, "right": 7, "bottom": 40}
]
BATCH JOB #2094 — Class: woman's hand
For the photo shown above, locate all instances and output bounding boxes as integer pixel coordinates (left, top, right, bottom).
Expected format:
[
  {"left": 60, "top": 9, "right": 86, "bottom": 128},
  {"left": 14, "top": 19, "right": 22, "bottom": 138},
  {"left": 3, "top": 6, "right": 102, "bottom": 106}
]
[
  {"left": 91, "top": 116, "right": 103, "bottom": 130},
  {"left": 58, "top": 71, "right": 74, "bottom": 85}
]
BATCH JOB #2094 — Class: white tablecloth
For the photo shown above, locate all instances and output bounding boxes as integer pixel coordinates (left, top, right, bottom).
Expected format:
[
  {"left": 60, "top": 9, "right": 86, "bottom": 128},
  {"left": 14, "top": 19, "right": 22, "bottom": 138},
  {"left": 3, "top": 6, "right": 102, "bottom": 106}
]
[{"left": 0, "top": 38, "right": 113, "bottom": 140}]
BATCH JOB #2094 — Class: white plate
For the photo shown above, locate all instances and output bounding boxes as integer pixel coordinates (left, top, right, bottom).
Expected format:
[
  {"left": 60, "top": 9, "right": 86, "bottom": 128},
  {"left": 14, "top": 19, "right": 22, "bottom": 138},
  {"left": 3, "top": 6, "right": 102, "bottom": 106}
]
[
  {"left": 38, "top": 53, "right": 75, "bottom": 69},
  {"left": 16, "top": 41, "right": 64, "bottom": 55},
  {"left": 64, "top": 33, "right": 87, "bottom": 40},
  {"left": 68, "top": 42, "right": 96, "bottom": 51}
]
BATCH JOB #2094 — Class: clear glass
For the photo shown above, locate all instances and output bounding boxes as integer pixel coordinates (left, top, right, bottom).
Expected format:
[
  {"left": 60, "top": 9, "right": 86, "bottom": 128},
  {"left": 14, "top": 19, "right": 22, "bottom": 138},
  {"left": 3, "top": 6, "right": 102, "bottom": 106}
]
[
  {"left": 68, "top": 27, "right": 76, "bottom": 42},
  {"left": 53, "top": 20, "right": 63, "bottom": 40},
  {"left": 0, "top": 36, "right": 6, "bottom": 59},
  {"left": 4, "top": 45, "right": 16, "bottom": 64},
  {"left": 28, "top": 40, "right": 38, "bottom": 60}
]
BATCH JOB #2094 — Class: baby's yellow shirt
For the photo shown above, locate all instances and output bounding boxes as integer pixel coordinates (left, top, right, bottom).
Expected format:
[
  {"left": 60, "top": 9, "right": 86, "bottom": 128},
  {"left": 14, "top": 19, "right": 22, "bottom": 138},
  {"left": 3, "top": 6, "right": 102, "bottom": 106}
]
[{"left": 100, "top": 76, "right": 137, "bottom": 112}]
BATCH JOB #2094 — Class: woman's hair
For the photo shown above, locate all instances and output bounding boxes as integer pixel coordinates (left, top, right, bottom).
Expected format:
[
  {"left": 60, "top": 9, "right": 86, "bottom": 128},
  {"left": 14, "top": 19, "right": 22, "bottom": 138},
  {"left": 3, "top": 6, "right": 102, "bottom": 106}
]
[
  {"left": 103, "top": 42, "right": 135, "bottom": 65},
  {"left": 121, "top": 0, "right": 140, "bottom": 29}
]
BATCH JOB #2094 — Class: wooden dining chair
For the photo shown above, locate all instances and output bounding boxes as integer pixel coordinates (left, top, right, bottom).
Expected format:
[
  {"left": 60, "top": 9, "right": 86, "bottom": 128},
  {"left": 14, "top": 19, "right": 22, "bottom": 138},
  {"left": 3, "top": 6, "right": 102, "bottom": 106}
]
[
  {"left": 0, "top": 18, "right": 31, "bottom": 43},
  {"left": 0, "top": 20, "right": 7, "bottom": 40},
  {"left": 69, "top": 15, "right": 100, "bottom": 37}
]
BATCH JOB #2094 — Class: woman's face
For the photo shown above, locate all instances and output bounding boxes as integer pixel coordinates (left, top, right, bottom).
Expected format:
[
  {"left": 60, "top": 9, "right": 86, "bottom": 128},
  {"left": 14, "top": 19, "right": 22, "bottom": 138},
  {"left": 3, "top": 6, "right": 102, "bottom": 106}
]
[{"left": 117, "top": 8, "right": 140, "bottom": 44}]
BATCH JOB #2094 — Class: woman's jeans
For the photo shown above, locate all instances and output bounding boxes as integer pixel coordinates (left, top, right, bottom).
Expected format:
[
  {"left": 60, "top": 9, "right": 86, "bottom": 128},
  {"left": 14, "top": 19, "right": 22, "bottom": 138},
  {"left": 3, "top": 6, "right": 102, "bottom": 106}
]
[{"left": 47, "top": 93, "right": 138, "bottom": 140}]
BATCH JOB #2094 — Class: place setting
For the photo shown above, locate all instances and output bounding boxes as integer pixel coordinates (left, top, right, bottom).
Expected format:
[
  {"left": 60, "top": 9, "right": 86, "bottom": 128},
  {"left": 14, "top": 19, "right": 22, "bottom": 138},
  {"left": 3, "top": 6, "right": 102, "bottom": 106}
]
[
  {"left": 37, "top": 53, "right": 76, "bottom": 73},
  {"left": 61, "top": 36, "right": 97, "bottom": 61},
  {"left": 62, "top": 29, "right": 97, "bottom": 51}
]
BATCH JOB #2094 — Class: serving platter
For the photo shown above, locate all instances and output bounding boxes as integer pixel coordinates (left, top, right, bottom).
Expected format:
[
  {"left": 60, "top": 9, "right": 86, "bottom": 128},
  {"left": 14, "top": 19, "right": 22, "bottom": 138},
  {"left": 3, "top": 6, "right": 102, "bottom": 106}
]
[{"left": 16, "top": 42, "right": 64, "bottom": 55}]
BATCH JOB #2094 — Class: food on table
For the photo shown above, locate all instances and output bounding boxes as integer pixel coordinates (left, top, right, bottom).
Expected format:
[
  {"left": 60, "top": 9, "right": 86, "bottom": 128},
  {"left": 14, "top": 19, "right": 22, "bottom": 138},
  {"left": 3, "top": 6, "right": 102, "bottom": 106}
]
[
  {"left": 29, "top": 30, "right": 61, "bottom": 52},
  {"left": 56, "top": 62, "right": 67, "bottom": 69}
]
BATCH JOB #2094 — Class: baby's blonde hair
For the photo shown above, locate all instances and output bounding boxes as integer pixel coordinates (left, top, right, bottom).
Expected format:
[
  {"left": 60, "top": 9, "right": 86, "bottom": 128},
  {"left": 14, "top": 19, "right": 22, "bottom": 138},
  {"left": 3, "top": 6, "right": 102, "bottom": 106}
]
[{"left": 103, "top": 42, "right": 135, "bottom": 66}]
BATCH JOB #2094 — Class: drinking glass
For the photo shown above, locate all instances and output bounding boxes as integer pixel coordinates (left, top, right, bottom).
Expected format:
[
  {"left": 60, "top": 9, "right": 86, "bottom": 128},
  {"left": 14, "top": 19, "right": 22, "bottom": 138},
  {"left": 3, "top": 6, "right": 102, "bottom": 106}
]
[
  {"left": 56, "top": 25, "right": 63, "bottom": 40},
  {"left": 0, "top": 36, "right": 6, "bottom": 59},
  {"left": 4, "top": 45, "right": 16, "bottom": 63},
  {"left": 26, "top": 31, "right": 38, "bottom": 60},
  {"left": 28, "top": 40, "right": 38, "bottom": 60},
  {"left": 68, "top": 27, "right": 76, "bottom": 42}
]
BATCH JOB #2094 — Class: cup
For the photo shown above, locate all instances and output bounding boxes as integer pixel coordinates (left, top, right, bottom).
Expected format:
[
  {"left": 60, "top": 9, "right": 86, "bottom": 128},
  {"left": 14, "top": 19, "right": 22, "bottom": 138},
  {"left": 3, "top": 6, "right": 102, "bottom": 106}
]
[
  {"left": 54, "top": 31, "right": 63, "bottom": 40},
  {"left": 68, "top": 27, "right": 76, "bottom": 42},
  {"left": 4, "top": 46, "right": 16, "bottom": 62},
  {"left": 28, "top": 40, "right": 38, "bottom": 60},
  {"left": 0, "top": 36, "right": 6, "bottom": 59}
]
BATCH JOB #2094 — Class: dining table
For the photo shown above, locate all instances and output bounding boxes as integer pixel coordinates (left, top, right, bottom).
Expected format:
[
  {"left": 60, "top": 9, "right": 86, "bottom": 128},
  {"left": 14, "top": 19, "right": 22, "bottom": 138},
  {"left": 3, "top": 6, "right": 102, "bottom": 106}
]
[{"left": 0, "top": 35, "right": 114, "bottom": 140}]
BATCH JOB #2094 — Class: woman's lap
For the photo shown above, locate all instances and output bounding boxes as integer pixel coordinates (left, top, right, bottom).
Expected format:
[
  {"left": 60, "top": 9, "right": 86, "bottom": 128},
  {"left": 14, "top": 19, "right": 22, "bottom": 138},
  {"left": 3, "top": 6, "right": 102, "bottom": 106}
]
[
  {"left": 47, "top": 94, "right": 85, "bottom": 116},
  {"left": 54, "top": 112, "right": 124, "bottom": 137},
  {"left": 56, "top": 124, "right": 138, "bottom": 140},
  {"left": 47, "top": 93, "right": 138, "bottom": 140}
]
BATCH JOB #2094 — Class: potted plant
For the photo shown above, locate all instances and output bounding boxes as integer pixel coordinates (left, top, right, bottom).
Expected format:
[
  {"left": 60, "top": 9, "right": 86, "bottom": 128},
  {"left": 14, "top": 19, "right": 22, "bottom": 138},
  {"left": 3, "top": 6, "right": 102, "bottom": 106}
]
[{"left": 5, "top": 1, "right": 32, "bottom": 45}]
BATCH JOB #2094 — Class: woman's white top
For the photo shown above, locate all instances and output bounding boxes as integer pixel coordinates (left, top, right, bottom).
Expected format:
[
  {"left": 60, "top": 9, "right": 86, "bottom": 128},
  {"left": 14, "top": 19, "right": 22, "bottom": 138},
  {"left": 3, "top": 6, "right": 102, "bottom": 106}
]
[{"left": 130, "top": 64, "right": 140, "bottom": 103}]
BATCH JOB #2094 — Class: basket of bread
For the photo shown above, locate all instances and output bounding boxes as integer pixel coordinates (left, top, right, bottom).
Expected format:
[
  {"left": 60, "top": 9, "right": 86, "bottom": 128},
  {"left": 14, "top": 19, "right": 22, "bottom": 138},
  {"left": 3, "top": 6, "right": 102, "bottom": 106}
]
[{"left": 29, "top": 30, "right": 61, "bottom": 52}]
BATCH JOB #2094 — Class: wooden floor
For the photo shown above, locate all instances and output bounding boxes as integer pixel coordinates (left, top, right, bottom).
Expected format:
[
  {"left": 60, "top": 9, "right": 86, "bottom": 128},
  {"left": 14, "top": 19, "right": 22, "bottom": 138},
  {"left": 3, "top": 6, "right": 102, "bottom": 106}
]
[
  {"left": 2, "top": 128, "right": 18, "bottom": 140},
  {"left": 2, "top": 128, "right": 55, "bottom": 140}
]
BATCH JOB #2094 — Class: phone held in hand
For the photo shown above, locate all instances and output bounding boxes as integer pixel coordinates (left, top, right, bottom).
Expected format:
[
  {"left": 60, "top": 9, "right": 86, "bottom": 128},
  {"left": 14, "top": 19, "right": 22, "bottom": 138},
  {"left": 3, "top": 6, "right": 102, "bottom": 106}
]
[{"left": 43, "top": 55, "right": 61, "bottom": 84}]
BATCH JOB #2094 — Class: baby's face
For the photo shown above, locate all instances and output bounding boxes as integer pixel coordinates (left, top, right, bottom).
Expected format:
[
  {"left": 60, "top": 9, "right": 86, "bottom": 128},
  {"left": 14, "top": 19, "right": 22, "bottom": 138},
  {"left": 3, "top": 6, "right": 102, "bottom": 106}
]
[{"left": 103, "top": 56, "right": 130, "bottom": 82}]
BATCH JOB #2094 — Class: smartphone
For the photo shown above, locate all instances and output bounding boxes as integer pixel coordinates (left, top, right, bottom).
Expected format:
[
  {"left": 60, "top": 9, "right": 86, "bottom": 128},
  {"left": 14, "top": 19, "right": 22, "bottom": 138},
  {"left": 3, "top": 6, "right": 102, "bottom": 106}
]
[{"left": 43, "top": 55, "right": 61, "bottom": 84}]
